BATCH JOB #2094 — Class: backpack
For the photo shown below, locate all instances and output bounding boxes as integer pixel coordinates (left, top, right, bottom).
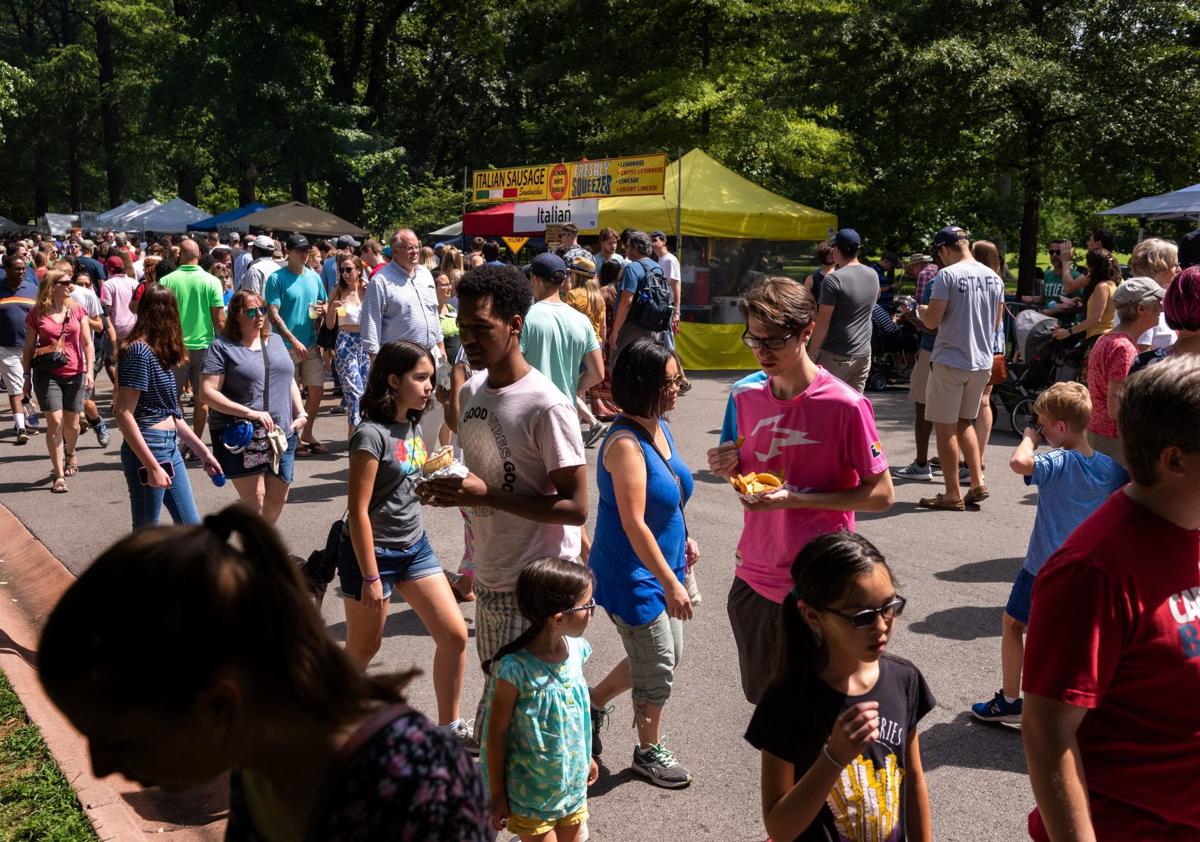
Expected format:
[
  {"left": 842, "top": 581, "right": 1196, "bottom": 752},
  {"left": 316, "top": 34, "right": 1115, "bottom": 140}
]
[{"left": 628, "top": 257, "right": 674, "bottom": 331}]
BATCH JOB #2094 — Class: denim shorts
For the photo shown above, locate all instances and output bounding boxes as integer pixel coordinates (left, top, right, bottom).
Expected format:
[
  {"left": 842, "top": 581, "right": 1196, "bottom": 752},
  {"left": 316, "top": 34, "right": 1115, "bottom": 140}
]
[
  {"left": 337, "top": 532, "right": 441, "bottom": 600},
  {"left": 210, "top": 428, "right": 297, "bottom": 484},
  {"left": 1005, "top": 567, "right": 1036, "bottom": 625}
]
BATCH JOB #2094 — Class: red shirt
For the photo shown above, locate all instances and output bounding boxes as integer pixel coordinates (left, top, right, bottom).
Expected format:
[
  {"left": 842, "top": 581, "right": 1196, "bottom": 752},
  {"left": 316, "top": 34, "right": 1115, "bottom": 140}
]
[
  {"left": 1024, "top": 490, "right": 1200, "bottom": 839},
  {"left": 1087, "top": 332, "right": 1138, "bottom": 438},
  {"left": 25, "top": 306, "right": 87, "bottom": 377}
]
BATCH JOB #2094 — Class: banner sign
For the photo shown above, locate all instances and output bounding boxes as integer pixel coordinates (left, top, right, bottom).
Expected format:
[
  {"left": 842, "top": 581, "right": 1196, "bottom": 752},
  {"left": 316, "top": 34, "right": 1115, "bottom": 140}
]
[
  {"left": 472, "top": 154, "right": 667, "bottom": 204},
  {"left": 513, "top": 199, "right": 599, "bottom": 233},
  {"left": 501, "top": 237, "right": 529, "bottom": 255}
]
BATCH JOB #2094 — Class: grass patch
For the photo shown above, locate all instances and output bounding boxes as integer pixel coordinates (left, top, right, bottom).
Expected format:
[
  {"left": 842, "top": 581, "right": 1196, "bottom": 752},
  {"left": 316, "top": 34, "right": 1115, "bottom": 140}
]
[{"left": 0, "top": 669, "right": 97, "bottom": 842}]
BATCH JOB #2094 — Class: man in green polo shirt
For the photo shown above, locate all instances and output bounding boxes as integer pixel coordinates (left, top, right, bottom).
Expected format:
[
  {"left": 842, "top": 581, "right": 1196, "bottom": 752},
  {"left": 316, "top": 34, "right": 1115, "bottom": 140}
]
[{"left": 160, "top": 238, "right": 225, "bottom": 442}]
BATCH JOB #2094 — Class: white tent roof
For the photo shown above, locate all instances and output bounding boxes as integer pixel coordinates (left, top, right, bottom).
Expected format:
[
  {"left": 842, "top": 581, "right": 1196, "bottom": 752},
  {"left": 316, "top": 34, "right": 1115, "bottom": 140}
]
[
  {"left": 109, "top": 199, "right": 161, "bottom": 229},
  {"left": 134, "top": 197, "right": 208, "bottom": 233},
  {"left": 38, "top": 213, "right": 77, "bottom": 236},
  {"left": 429, "top": 220, "right": 462, "bottom": 237},
  {"left": 96, "top": 199, "right": 139, "bottom": 226},
  {"left": 0, "top": 215, "right": 24, "bottom": 233},
  {"left": 1100, "top": 183, "right": 1200, "bottom": 221}
]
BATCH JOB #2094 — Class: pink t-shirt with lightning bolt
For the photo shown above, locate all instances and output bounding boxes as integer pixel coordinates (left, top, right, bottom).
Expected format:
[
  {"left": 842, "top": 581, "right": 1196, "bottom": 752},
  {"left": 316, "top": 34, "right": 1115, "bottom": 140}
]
[{"left": 719, "top": 368, "right": 889, "bottom": 603}]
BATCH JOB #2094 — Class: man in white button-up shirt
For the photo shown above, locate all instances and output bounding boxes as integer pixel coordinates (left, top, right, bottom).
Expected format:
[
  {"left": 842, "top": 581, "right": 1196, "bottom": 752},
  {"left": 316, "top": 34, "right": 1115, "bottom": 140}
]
[{"left": 361, "top": 228, "right": 445, "bottom": 364}]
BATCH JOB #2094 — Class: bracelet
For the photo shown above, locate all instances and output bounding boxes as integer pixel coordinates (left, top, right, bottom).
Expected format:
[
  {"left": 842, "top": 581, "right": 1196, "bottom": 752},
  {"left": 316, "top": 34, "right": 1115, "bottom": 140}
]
[
  {"left": 362, "top": 574, "right": 381, "bottom": 584},
  {"left": 820, "top": 743, "right": 845, "bottom": 770}
]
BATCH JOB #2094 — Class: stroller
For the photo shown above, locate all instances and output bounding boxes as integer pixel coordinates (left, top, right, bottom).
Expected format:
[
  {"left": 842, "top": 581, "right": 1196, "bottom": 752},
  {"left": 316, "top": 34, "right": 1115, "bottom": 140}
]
[
  {"left": 990, "top": 309, "right": 1085, "bottom": 435},
  {"left": 865, "top": 315, "right": 919, "bottom": 392}
]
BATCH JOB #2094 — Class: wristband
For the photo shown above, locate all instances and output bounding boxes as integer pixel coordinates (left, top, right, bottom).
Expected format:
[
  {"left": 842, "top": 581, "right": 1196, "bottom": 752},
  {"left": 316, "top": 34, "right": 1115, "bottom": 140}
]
[
  {"left": 821, "top": 743, "right": 845, "bottom": 770},
  {"left": 362, "top": 574, "right": 381, "bottom": 584}
]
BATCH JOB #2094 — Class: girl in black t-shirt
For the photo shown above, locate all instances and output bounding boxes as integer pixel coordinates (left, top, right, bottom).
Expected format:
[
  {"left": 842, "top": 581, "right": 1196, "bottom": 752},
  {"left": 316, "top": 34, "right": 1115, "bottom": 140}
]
[{"left": 746, "top": 532, "right": 934, "bottom": 842}]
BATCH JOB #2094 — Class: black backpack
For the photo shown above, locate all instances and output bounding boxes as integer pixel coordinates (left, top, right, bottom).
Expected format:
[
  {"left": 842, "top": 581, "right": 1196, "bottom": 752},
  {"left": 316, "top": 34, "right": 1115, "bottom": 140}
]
[{"left": 628, "top": 257, "right": 674, "bottom": 331}]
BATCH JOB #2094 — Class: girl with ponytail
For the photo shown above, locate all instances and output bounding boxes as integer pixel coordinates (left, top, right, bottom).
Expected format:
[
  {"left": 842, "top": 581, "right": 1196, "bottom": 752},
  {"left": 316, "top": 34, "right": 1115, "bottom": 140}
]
[
  {"left": 481, "top": 557, "right": 599, "bottom": 840},
  {"left": 746, "top": 531, "right": 935, "bottom": 842},
  {"left": 38, "top": 504, "right": 490, "bottom": 841}
]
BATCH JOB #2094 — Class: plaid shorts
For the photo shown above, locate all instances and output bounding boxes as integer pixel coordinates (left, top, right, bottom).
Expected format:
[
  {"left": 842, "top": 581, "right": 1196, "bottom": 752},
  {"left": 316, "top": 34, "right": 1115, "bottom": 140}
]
[{"left": 473, "top": 585, "right": 529, "bottom": 727}]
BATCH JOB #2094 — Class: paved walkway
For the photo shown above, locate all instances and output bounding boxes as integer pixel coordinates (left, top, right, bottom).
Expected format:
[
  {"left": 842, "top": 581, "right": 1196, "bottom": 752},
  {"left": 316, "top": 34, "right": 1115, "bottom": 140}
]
[{"left": 0, "top": 374, "right": 1035, "bottom": 840}]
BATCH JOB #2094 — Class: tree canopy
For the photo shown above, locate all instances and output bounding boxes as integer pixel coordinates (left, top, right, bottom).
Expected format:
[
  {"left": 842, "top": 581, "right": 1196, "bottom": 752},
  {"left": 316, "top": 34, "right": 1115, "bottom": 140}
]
[{"left": 1, "top": 0, "right": 1197, "bottom": 279}]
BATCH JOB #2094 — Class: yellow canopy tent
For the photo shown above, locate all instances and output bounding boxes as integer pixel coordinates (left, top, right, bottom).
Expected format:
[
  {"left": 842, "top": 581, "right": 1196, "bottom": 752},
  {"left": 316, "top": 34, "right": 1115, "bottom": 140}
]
[
  {"left": 596, "top": 148, "right": 835, "bottom": 240},
  {"left": 597, "top": 149, "right": 835, "bottom": 369}
]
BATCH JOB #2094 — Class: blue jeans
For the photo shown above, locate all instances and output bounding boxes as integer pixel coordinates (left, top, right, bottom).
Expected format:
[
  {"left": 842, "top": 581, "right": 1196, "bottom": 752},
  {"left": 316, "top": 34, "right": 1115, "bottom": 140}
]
[{"left": 120, "top": 428, "right": 201, "bottom": 530}]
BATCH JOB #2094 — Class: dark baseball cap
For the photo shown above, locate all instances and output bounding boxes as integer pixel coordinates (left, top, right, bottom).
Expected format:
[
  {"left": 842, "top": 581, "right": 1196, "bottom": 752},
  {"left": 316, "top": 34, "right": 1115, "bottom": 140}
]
[
  {"left": 286, "top": 233, "right": 310, "bottom": 251},
  {"left": 530, "top": 252, "right": 568, "bottom": 281},
  {"left": 1179, "top": 230, "right": 1200, "bottom": 270},
  {"left": 931, "top": 225, "right": 969, "bottom": 250},
  {"left": 834, "top": 228, "right": 861, "bottom": 251},
  {"left": 335, "top": 234, "right": 360, "bottom": 249}
]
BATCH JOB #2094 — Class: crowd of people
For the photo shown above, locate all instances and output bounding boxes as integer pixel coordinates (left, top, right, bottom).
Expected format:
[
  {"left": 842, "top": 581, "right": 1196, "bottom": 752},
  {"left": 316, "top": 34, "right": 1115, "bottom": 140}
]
[{"left": 1, "top": 218, "right": 1197, "bottom": 841}]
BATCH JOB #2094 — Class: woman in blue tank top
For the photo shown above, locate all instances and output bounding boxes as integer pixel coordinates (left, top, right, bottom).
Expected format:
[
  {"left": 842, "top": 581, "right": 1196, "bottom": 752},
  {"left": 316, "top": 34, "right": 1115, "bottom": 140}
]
[{"left": 588, "top": 337, "right": 698, "bottom": 790}]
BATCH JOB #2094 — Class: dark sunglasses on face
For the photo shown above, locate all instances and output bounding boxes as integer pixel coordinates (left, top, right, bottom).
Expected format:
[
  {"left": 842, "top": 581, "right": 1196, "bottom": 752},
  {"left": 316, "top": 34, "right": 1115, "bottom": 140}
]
[
  {"left": 822, "top": 596, "right": 907, "bottom": 629},
  {"left": 1049, "top": 249, "right": 1061, "bottom": 256},
  {"left": 340, "top": 266, "right": 356, "bottom": 274},
  {"left": 742, "top": 330, "right": 797, "bottom": 351},
  {"left": 244, "top": 307, "right": 265, "bottom": 318},
  {"left": 52, "top": 280, "right": 74, "bottom": 287}
]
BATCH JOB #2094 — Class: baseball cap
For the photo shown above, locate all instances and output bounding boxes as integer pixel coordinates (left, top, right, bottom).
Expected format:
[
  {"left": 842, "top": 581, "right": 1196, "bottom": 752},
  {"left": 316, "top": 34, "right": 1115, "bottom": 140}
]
[
  {"left": 251, "top": 234, "right": 274, "bottom": 250},
  {"left": 565, "top": 253, "right": 595, "bottom": 276},
  {"left": 560, "top": 222, "right": 579, "bottom": 235},
  {"left": 1113, "top": 276, "right": 1166, "bottom": 307},
  {"left": 228, "top": 232, "right": 241, "bottom": 242},
  {"left": 285, "top": 233, "right": 310, "bottom": 251},
  {"left": 104, "top": 255, "right": 125, "bottom": 274},
  {"left": 904, "top": 253, "right": 932, "bottom": 264},
  {"left": 834, "top": 228, "right": 861, "bottom": 251},
  {"left": 530, "top": 252, "right": 568, "bottom": 281},
  {"left": 1179, "top": 230, "right": 1200, "bottom": 270},
  {"left": 931, "top": 225, "right": 969, "bottom": 250},
  {"left": 335, "top": 234, "right": 360, "bottom": 249},
  {"left": 81, "top": 239, "right": 96, "bottom": 251}
]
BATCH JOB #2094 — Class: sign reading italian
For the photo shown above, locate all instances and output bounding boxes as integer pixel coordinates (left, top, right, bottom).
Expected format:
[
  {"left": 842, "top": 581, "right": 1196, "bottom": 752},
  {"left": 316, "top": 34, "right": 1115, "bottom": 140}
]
[
  {"left": 513, "top": 199, "right": 599, "bottom": 233},
  {"left": 472, "top": 154, "right": 667, "bottom": 204}
]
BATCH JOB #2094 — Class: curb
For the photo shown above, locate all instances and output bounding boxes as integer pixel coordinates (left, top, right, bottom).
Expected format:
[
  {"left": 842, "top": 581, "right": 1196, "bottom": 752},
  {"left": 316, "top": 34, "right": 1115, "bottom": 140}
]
[{"left": 0, "top": 504, "right": 226, "bottom": 840}]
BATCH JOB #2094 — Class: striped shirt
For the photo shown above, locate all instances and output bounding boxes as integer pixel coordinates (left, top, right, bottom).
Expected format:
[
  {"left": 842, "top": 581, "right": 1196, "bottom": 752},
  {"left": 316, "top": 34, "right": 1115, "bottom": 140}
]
[
  {"left": 118, "top": 341, "right": 183, "bottom": 428},
  {"left": 360, "top": 261, "right": 442, "bottom": 354}
]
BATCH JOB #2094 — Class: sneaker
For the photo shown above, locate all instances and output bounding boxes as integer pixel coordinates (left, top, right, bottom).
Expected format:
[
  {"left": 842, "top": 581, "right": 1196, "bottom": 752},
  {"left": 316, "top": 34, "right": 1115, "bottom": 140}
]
[
  {"left": 15, "top": 427, "right": 28, "bottom": 445},
  {"left": 583, "top": 422, "right": 610, "bottom": 448},
  {"left": 890, "top": 461, "right": 933, "bottom": 481},
  {"left": 93, "top": 420, "right": 110, "bottom": 448},
  {"left": 971, "top": 691, "right": 1022, "bottom": 724},
  {"left": 446, "top": 719, "right": 476, "bottom": 751},
  {"left": 959, "top": 463, "right": 971, "bottom": 482},
  {"left": 631, "top": 740, "right": 692, "bottom": 789},
  {"left": 590, "top": 704, "right": 613, "bottom": 757}
]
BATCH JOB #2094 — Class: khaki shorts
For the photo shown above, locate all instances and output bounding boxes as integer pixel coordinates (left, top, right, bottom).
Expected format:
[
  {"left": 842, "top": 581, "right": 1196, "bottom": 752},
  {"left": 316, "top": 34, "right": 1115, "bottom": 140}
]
[
  {"left": 908, "top": 348, "right": 933, "bottom": 403},
  {"left": 0, "top": 345, "right": 24, "bottom": 394},
  {"left": 815, "top": 350, "right": 870, "bottom": 393},
  {"left": 174, "top": 348, "right": 207, "bottom": 397},
  {"left": 924, "top": 362, "right": 990, "bottom": 424},
  {"left": 294, "top": 345, "right": 325, "bottom": 387}
]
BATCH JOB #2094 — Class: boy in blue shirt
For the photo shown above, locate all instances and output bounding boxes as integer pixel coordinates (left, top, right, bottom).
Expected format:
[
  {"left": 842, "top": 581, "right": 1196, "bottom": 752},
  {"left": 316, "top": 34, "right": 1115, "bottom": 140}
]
[{"left": 971, "top": 382, "right": 1127, "bottom": 723}]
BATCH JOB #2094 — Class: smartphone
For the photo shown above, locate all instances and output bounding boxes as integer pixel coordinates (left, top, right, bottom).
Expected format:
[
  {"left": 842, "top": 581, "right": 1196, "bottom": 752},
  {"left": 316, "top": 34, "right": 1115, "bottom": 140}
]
[{"left": 137, "top": 461, "right": 176, "bottom": 485}]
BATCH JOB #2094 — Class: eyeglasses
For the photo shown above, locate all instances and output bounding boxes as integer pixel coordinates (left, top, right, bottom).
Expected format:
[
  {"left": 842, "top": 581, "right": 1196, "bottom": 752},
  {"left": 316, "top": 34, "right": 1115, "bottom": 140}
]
[
  {"left": 244, "top": 307, "right": 265, "bottom": 318},
  {"left": 562, "top": 599, "right": 596, "bottom": 615},
  {"left": 52, "top": 280, "right": 74, "bottom": 287},
  {"left": 340, "top": 266, "right": 356, "bottom": 274},
  {"left": 742, "top": 330, "right": 797, "bottom": 351},
  {"left": 1048, "top": 249, "right": 1061, "bottom": 256},
  {"left": 663, "top": 375, "right": 688, "bottom": 391},
  {"left": 821, "top": 596, "right": 906, "bottom": 629}
]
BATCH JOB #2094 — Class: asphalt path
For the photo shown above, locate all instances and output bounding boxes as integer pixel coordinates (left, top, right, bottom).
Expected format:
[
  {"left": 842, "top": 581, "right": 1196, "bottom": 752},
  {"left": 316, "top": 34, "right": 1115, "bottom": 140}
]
[{"left": 0, "top": 373, "right": 1036, "bottom": 840}]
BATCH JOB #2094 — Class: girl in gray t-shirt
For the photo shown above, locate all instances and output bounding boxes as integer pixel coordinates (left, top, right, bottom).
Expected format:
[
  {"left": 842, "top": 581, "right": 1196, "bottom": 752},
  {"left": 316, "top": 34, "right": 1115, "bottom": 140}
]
[{"left": 340, "top": 340, "right": 472, "bottom": 747}]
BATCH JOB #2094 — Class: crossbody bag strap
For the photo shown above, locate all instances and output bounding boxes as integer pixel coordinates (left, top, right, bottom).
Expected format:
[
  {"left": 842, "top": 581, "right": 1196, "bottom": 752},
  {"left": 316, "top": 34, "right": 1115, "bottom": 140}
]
[
  {"left": 302, "top": 702, "right": 413, "bottom": 842},
  {"left": 620, "top": 417, "right": 688, "bottom": 538},
  {"left": 261, "top": 336, "right": 271, "bottom": 418}
]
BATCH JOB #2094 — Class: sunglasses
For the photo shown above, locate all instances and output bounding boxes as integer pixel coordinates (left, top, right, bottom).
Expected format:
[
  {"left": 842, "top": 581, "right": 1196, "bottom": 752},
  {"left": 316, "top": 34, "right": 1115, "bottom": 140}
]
[
  {"left": 340, "top": 266, "right": 356, "bottom": 274},
  {"left": 244, "top": 307, "right": 265, "bottom": 318},
  {"left": 1048, "top": 249, "right": 1061, "bottom": 256},
  {"left": 562, "top": 599, "right": 596, "bottom": 615},
  {"left": 742, "top": 330, "right": 797, "bottom": 351},
  {"left": 822, "top": 596, "right": 907, "bottom": 629},
  {"left": 663, "top": 374, "right": 688, "bottom": 391},
  {"left": 52, "top": 280, "right": 74, "bottom": 287}
]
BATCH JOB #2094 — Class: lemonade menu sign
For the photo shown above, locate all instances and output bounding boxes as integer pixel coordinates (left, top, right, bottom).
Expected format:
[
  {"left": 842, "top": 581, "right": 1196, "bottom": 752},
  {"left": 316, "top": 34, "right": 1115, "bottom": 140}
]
[{"left": 472, "top": 154, "right": 667, "bottom": 204}]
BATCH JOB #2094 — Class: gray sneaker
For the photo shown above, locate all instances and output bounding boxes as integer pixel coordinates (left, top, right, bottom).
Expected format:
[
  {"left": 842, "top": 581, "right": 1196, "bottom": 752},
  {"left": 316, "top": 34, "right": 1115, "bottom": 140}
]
[
  {"left": 632, "top": 740, "right": 692, "bottom": 789},
  {"left": 890, "top": 461, "right": 933, "bottom": 481},
  {"left": 449, "top": 719, "right": 480, "bottom": 756},
  {"left": 590, "top": 703, "right": 613, "bottom": 757},
  {"left": 583, "top": 422, "right": 610, "bottom": 448},
  {"left": 94, "top": 420, "right": 110, "bottom": 448}
]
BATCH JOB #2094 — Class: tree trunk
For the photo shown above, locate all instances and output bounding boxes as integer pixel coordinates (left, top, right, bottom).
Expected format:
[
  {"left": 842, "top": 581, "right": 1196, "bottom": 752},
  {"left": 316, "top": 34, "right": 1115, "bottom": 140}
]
[
  {"left": 176, "top": 167, "right": 198, "bottom": 205},
  {"left": 33, "top": 136, "right": 49, "bottom": 217},
  {"left": 1017, "top": 107, "right": 1045, "bottom": 298},
  {"left": 290, "top": 171, "right": 309, "bottom": 204},
  {"left": 67, "top": 125, "right": 82, "bottom": 211},
  {"left": 238, "top": 166, "right": 258, "bottom": 206},
  {"left": 94, "top": 11, "right": 122, "bottom": 207}
]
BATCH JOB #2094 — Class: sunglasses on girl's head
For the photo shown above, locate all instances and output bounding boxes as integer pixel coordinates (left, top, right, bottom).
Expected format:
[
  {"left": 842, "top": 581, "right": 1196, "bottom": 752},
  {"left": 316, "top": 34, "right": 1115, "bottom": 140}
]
[
  {"left": 562, "top": 599, "right": 596, "bottom": 615},
  {"left": 244, "top": 307, "right": 265, "bottom": 318},
  {"left": 822, "top": 596, "right": 907, "bottom": 629}
]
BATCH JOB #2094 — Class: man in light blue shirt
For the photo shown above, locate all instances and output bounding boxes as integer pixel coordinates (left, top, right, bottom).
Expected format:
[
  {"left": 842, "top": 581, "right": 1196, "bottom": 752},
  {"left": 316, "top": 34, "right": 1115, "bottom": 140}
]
[{"left": 361, "top": 228, "right": 444, "bottom": 362}]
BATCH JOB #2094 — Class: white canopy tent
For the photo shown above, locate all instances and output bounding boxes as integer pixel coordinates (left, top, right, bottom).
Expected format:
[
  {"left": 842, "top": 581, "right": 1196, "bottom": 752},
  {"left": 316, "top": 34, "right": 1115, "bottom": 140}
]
[
  {"left": 38, "top": 213, "right": 77, "bottom": 236},
  {"left": 1100, "top": 183, "right": 1200, "bottom": 227},
  {"left": 0, "top": 216, "right": 24, "bottom": 234},
  {"left": 96, "top": 199, "right": 139, "bottom": 227},
  {"left": 429, "top": 220, "right": 462, "bottom": 237},
  {"left": 108, "top": 199, "right": 161, "bottom": 230},
  {"left": 133, "top": 197, "right": 209, "bottom": 233}
]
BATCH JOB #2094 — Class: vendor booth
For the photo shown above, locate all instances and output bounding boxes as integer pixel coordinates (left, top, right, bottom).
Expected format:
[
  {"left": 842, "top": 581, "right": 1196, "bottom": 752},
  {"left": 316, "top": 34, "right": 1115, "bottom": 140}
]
[
  {"left": 188, "top": 202, "right": 268, "bottom": 233},
  {"left": 134, "top": 197, "right": 209, "bottom": 234},
  {"left": 239, "top": 202, "right": 367, "bottom": 238}
]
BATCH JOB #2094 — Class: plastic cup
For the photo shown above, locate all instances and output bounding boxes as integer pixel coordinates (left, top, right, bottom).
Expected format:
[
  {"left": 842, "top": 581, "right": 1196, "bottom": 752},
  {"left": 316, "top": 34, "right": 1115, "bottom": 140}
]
[
  {"left": 336, "top": 304, "right": 347, "bottom": 317},
  {"left": 211, "top": 472, "right": 226, "bottom": 487},
  {"left": 308, "top": 303, "right": 320, "bottom": 319}
]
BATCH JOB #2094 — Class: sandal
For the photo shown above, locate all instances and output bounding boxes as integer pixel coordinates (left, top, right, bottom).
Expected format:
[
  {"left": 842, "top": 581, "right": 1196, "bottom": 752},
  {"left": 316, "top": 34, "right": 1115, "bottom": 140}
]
[
  {"left": 51, "top": 475, "right": 68, "bottom": 494},
  {"left": 917, "top": 493, "right": 965, "bottom": 511},
  {"left": 63, "top": 451, "right": 78, "bottom": 477}
]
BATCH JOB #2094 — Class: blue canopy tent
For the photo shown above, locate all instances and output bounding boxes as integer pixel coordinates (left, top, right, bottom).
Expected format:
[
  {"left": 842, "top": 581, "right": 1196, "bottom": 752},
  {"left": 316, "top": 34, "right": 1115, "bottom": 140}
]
[{"left": 187, "top": 202, "right": 268, "bottom": 232}]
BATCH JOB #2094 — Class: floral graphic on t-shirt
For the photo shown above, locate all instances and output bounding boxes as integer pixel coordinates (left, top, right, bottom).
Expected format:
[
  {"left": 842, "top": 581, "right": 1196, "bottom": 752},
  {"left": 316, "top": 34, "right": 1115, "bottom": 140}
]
[
  {"left": 394, "top": 434, "right": 427, "bottom": 475},
  {"left": 827, "top": 752, "right": 903, "bottom": 842}
]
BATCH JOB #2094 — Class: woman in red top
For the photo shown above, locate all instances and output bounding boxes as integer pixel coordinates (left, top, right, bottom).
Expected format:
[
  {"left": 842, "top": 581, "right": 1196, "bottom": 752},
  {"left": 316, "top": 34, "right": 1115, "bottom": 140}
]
[{"left": 21, "top": 268, "right": 94, "bottom": 493}]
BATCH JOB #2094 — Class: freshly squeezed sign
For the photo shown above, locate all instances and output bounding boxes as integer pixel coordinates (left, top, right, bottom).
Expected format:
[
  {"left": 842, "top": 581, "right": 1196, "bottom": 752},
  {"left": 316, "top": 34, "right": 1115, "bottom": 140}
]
[{"left": 472, "top": 154, "right": 667, "bottom": 204}]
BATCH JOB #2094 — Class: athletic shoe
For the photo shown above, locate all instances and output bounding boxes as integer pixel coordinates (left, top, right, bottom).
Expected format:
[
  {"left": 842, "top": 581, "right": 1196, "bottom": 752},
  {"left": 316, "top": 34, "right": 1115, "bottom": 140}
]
[
  {"left": 93, "top": 420, "right": 110, "bottom": 448},
  {"left": 964, "top": 484, "right": 990, "bottom": 505},
  {"left": 590, "top": 703, "right": 613, "bottom": 757},
  {"left": 446, "top": 719, "right": 475, "bottom": 751},
  {"left": 15, "top": 427, "right": 28, "bottom": 445},
  {"left": 971, "top": 691, "right": 1022, "bottom": 724},
  {"left": 631, "top": 740, "right": 692, "bottom": 789},
  {"left": 583, "top": 422, "right": 610, "bottom": 448},
  {"left": 890, "top": 461, "right": 933, "bottom": 481}
]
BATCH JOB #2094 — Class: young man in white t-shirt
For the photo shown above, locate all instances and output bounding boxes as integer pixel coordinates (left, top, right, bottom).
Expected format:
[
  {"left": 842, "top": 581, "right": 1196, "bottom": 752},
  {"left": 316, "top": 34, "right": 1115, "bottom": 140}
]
[
  {"left": 651, "top": 231, "right": 682, "bottom": 349},
  {"left": 420, "top": 263, "right": 588, "bottom": 747}
]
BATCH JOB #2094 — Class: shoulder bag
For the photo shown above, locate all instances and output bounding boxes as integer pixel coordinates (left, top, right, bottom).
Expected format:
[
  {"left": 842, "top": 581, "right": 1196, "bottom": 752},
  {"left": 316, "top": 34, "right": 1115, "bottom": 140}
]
[{"left": 30, "top": 312, "right": 70, "bottom": 371}]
